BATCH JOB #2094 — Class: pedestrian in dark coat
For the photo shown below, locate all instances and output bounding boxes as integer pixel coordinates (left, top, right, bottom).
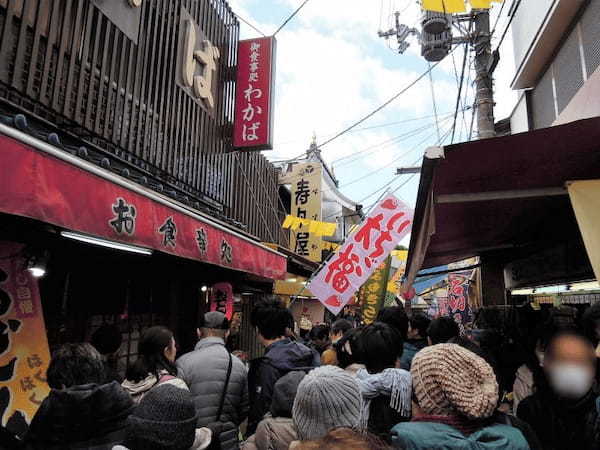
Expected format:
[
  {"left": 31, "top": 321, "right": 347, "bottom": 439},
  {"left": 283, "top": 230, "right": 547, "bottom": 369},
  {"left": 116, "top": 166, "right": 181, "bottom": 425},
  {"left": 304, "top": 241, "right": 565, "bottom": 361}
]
[
  {"left": 22, "top": 343, "right": 134, "bottom": 450},
  {"left": 399, "top": 313, "right": 430, "bottom": 370},
  {"left": 517, "top": 331, "right": 600, "bottom": 450},
  {"left": 247, "top": 298, "right": 317, "bottom": 435},
  {"left": 177, "top": 312, "right": 249, "bottom": 450}
]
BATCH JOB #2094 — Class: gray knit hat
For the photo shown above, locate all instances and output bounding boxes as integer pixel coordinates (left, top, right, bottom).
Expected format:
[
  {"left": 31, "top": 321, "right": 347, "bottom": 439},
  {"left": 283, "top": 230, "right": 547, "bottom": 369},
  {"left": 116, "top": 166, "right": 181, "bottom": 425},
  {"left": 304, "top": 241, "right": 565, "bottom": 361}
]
[
  {"left": 292, "top": 366, "right": 362, "bottom": 441},
  {"left": 125, "top": 383, "right": 198, "bottom": 449}
]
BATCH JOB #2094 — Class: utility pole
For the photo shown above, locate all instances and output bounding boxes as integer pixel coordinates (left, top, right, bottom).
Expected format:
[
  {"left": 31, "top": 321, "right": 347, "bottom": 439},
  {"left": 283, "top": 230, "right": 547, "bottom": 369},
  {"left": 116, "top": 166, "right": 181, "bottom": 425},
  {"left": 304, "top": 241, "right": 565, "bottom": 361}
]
[
  {"left": 473, "top": 10, "right": 495, "bottom": 139},
  {"left": 379, "top": 7, "right": 497, "bottom": 143}
]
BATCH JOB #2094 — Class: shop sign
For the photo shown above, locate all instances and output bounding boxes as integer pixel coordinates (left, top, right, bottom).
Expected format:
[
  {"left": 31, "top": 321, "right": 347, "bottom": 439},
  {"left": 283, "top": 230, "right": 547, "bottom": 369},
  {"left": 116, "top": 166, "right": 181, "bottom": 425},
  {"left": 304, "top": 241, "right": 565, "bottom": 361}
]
[
  {"left": 0, "top": 242, "right": 51, "bottom": 433},
  {"left": 309, "top": 194, "right": 414, "bottom": 315},
  {"left": 233, "top": 37, "right": 276, "bottom": 150},
  {"left": 0, "top": 136, "right": 287, "bottom": 281},
  {"left": 360, "top": 257, "right": 392, "bottom": 325},
  {"left": 283, "top": 163, "right": 323, "bottom": 262},
  {"left": 177, "top": 7, "right": 221, "bottom": 113},
  {"left": 210, "top": 282, "right": 234, "bottom": 320}
]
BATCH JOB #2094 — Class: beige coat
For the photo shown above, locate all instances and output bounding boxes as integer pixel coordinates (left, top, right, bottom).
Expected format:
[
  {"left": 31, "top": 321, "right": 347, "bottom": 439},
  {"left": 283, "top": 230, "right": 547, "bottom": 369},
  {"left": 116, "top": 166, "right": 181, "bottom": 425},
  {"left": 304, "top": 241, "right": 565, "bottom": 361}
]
[{"left": 242, "top": 417, "right": 297, "bottom": 450}]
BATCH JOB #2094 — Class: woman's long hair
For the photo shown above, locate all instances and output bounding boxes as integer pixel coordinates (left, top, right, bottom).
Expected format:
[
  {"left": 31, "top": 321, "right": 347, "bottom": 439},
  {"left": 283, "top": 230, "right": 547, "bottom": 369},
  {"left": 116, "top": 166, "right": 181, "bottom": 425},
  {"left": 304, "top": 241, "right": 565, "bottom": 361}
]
[{"left": 126, "top": 326, "right": 177, "bottom": 383}]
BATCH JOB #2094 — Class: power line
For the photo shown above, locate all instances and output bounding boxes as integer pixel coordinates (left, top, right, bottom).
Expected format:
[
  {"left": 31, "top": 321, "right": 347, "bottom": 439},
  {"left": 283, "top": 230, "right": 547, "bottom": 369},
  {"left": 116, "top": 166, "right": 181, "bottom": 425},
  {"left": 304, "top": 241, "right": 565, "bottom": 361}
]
[
  {"left": 278, "top": 55, "right": 456, "bottom": 165},
  {"left": 494, "top": 0, "right": 521, "bottom": 52},
  {"left": 273, "top": 0, "right": 311, "bottom": 36},
  {"left": 451, "top": 42, "right": 470, "bottom": 143},
  {"left": 236, "top": 13, "right": 266, "bottom": 37}
]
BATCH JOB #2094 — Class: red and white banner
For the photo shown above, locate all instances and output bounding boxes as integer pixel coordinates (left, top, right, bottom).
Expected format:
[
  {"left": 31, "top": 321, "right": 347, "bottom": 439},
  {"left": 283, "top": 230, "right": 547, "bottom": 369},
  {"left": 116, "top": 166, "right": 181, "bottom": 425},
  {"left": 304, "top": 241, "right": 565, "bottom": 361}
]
[
  {"left": 309, "top": 194, "right": 414, "bottom": 315},
  {"left": 0, "top": 134, "right": 286, "bottom": 280},
  {"left": 233, "top": 37, "right": 276, "bottom": 151}
]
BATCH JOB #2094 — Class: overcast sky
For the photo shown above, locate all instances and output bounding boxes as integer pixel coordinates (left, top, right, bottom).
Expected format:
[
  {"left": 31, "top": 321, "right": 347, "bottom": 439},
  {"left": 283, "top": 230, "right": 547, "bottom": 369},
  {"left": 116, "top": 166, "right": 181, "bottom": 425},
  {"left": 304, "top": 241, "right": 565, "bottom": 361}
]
[{"left": 228, "top": 0, "right": 518, "bottom": 211}]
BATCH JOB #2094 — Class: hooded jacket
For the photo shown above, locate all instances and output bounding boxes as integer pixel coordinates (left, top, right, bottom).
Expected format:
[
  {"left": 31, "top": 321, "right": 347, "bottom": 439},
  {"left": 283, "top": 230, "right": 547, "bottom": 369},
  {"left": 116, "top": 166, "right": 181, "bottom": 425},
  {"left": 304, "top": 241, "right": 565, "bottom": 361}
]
[
  {"left": 247, "top": 339, "right": 316, "bottom": 434},
  {"left": 23, "top": 382, "right": 134, "bottom": 450},
  {"left": 391, "top": 422, "right": 530, "bottom": 450},
  {"left": 177, "top": 337, "right": 249, "bottom": 450}
]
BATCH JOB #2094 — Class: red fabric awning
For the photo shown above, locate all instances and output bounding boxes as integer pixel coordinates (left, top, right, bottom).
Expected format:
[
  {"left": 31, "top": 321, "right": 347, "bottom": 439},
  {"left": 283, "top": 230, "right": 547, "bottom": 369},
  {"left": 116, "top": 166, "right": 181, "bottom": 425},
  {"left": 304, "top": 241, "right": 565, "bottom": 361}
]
[
  {"left": 0, "top": 127, "right": 287, "bottom": 280},
  {"left": 405, "top": 117, "right": 600, "bottom": 287}
]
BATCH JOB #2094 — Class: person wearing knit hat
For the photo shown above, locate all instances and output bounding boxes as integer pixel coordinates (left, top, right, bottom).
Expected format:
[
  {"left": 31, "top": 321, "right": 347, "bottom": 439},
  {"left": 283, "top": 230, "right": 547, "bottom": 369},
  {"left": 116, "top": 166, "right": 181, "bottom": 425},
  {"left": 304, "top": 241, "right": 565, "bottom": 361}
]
[
  {"left": 390, "top": 343, "right": 531, "bottom": 449},
  {"left": 291, "top": 366, "right": 362, "bottom": 442},
  {"left": 114, "top": 384, "right": 212, "bottom": 450}
]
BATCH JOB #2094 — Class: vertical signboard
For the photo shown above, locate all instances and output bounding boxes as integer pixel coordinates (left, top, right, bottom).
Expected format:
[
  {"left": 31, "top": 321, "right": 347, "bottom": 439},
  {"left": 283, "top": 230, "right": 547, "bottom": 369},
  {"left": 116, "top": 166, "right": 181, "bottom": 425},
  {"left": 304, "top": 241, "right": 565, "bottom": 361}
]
[
  {"left": 233, "top": 37, "right": 276, "bottom": 150},
  {"left": 360, "top": 257, "right": 392, "bottom": 324},
  {"left": 0, "top": 242, "right": 51, "bottom": 434},
  {"left": 309, "top": 194, "right": 414, "bottom": 315},
  {"left": 447, "top": 272, "right": 473, "bottom": 332},
  {"left": 284, "top": 163, "right": 323, "bottom": 262}
]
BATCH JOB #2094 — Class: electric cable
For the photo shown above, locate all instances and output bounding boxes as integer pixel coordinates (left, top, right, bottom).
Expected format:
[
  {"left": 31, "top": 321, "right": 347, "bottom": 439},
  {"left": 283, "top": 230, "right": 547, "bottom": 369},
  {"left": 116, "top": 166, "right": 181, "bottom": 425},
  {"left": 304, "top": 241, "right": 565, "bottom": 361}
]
[
  {"left": 494, "top": 0, "right": 521, "bottom": 53},
  {"left": 235, "top": 14, "right": 266, "bottom": 37},
  {"left": 273, "top": 0, "right": 311, "bottom": 36}
]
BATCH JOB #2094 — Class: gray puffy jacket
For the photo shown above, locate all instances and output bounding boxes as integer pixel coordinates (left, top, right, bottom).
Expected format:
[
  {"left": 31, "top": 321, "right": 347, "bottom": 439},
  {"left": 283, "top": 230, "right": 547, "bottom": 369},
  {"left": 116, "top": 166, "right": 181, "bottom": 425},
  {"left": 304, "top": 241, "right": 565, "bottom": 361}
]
[{"left": 177, "top": 337, "right": 249, "bottom": 450}]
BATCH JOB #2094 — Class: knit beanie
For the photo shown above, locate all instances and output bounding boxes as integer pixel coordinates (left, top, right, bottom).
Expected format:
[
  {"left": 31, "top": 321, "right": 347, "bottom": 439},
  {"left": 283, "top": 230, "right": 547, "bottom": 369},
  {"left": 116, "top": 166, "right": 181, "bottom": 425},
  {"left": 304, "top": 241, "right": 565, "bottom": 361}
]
[
  {"left": 271, "top": 371, "right": 306, "bottom": 418},
  {"left": 411, "top": 343, "right": 498, "bottom": 419},
  {"left": 292, "top": 366, "right": 362, "bottom": 441},
  {"left": 125, "top": 383, "right": 198, "bottom": 450}
]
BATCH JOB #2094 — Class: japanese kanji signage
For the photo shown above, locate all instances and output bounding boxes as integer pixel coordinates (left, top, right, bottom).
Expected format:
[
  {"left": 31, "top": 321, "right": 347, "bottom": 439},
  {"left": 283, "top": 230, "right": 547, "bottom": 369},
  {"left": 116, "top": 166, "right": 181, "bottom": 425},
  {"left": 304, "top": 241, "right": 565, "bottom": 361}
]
[
  {"left": 309, "top": 194, "right": 414, "bottom": 315},
  {"left": 0, "top": 242, "right": 50, "bottom": 434},
  {"left": 210, "top": 282, "right": 234, "bottom": 320},
  {"left": 0, "top": 135, "right": 287, "bottom": 281},
  {"left": 285, "top": 163, "right": 323, "bottom": 262},
  {"left": 233, "top": 37, "right": 276, "bottom": 150},
  {"left": 360, "top": 257, "right": 392, "bottom": 325},
  {"left": 446, "top": 272, "right": 473, "bottom": 332},
  {"left": 177, "top": 7, "right": 221, "bottom": 113}
]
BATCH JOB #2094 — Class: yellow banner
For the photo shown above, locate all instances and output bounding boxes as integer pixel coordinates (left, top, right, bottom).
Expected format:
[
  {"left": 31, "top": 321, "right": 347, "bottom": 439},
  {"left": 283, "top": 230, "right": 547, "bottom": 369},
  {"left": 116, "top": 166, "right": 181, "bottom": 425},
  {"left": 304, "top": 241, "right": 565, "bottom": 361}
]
[
  {"left": 422, "top": 0, "right": 466, "bottom": 13},
  {"left": 0, "top": 242, "right": 51, "bottom": 430},
  {"left": 568, "top": 180, "right": 600, "bottom": 282},
  {"left": 287, "top": 163, "right": 323, "bottom": 262}
]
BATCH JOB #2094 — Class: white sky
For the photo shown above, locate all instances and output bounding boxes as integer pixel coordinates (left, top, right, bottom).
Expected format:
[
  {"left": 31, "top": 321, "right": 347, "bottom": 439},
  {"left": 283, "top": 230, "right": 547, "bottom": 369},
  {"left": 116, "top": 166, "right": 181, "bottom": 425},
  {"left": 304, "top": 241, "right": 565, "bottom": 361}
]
[{"left": 228, "top": 0, "right": 518, "bottom": 214}]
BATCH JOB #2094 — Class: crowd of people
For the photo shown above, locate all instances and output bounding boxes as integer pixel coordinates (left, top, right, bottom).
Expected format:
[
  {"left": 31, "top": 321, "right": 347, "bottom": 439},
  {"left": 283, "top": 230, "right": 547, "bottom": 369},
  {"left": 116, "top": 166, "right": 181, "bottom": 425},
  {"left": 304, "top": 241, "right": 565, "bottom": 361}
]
[{"left": 5, "top": 297, "right": 600, "bottom": 449}]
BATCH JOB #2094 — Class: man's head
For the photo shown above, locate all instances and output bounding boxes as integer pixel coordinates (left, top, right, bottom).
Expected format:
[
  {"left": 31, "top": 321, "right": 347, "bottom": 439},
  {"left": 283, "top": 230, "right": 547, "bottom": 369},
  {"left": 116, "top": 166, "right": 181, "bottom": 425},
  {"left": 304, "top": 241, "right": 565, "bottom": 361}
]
[
  {"left": 251, "top": 296, "right": 293, "bottom": 345},
  {"left": 427, "top": 316, "right": 460, "bottom": 345},
  {"left": 408, "top": 313, "right": 431, "bottom": 340},
  {"left": 330, "top": 319, "right": 352, "bottom": 344},
  {"left": 309, "top": 324, "right": 331, "bottom": 352},
  {"left": 544, "top": 332, "right": 596, "bottom": 400},
  {"left": 359, "top": 322, "right": 403, "bottom": 374},
  {"left": 376, "top": 307, "right": 409, "bottom": 340},
  {"left": 47, "top": 343, "right": 105, "bottom": 389},
  {"left": 197, "top": 311, "right": 230, "bottom": 340}
]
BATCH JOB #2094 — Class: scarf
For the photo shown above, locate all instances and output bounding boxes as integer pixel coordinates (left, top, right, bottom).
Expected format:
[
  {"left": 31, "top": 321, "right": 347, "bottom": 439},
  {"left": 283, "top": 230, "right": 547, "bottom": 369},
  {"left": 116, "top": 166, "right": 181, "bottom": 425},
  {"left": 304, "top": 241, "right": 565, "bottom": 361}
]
[
  {"left": 412, "top": 414, "right": 484, "bottom": 436},
  {"left": 356, "top": 368, "right": 411, "bottom": 429}
]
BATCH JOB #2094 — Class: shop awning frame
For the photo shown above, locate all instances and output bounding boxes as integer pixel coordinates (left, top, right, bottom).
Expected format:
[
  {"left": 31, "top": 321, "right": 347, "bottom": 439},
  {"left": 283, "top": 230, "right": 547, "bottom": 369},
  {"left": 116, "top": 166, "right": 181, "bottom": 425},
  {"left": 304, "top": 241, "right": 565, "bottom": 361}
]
[
  {"left": 404, "top": 117, "right": 600, "bottom": 290},
  {"left": 0, "top": 123, "right": 287, "bottom": 280}
]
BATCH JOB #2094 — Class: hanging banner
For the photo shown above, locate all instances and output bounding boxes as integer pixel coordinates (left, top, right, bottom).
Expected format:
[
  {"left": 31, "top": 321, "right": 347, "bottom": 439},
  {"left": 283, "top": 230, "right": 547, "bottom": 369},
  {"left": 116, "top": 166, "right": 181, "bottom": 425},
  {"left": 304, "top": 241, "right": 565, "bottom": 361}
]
[
  {"left": 309, "top": 194, "right": 414, "bottom": 315},
  {"left": 361, "top": 257, "right": 392, "bottom": 325},
  {"left": 0, "top": 242, "right": 51, "bottom": 436},
  {"left": 233, "top": 37, "right": 276, "bottom": 151},
  {"left": 0, "top": 135, "right": 287, "bottom": 281},
  {"left": 210, "top": 282, "right": 234, "bottom": 320},
  {"left": 422, "top": 0, "right": 501, "bottom": 13},
  {"left": 447, "top": 271, "right": 473, "bottom": 332},
  {"left": 567, "top": 180, "right": 600, "bottom": 282},
  {"left": 284, "top": 163, "right": 323, "bottom": 262}
]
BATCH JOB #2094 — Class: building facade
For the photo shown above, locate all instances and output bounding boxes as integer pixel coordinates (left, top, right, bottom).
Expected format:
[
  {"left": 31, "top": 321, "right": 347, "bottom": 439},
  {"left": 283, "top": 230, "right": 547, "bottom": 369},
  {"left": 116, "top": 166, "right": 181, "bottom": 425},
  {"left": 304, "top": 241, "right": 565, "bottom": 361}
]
[{"left": 509, "top": 0, "right": 600, "bottom": 132}]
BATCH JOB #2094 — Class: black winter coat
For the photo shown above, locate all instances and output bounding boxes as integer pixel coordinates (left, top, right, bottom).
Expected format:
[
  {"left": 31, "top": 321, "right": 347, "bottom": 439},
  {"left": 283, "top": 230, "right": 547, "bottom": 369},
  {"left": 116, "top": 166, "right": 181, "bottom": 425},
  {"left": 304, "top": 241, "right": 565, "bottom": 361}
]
[
  {"left": 22, "top": 381, "right": 133, "bottom": 450},
  {"left": 247, "top": 339, "right": 316, "bottom": 435},
  {"left": 517, "top": 387, "right": 600, "bottom": 450}
]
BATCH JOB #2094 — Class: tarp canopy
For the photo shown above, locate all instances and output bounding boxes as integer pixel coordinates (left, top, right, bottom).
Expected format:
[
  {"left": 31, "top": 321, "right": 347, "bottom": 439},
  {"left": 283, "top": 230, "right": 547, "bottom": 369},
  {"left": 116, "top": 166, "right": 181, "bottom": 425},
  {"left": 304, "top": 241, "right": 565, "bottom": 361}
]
[{"left": 405, "top": 117, "right": 600, "bottom": 289}]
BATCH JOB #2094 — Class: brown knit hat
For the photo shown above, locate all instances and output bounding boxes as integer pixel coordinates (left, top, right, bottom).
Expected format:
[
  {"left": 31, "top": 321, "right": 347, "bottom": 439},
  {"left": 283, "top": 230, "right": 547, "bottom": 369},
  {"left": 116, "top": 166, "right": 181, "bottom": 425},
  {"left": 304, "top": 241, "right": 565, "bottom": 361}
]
[{"left": 411, "top": 343, "right": 498, "bottom": 419}]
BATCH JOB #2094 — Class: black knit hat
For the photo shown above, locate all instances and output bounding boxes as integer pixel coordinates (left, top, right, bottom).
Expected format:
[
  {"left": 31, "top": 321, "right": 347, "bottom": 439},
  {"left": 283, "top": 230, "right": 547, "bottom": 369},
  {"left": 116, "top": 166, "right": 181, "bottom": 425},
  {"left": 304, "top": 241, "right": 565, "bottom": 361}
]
[
  {"left": 125, "top": 384, "right": 198, "bottom": 450},
  {"left": 270, "top": 371, "right": 306, "bottom": 418}
]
